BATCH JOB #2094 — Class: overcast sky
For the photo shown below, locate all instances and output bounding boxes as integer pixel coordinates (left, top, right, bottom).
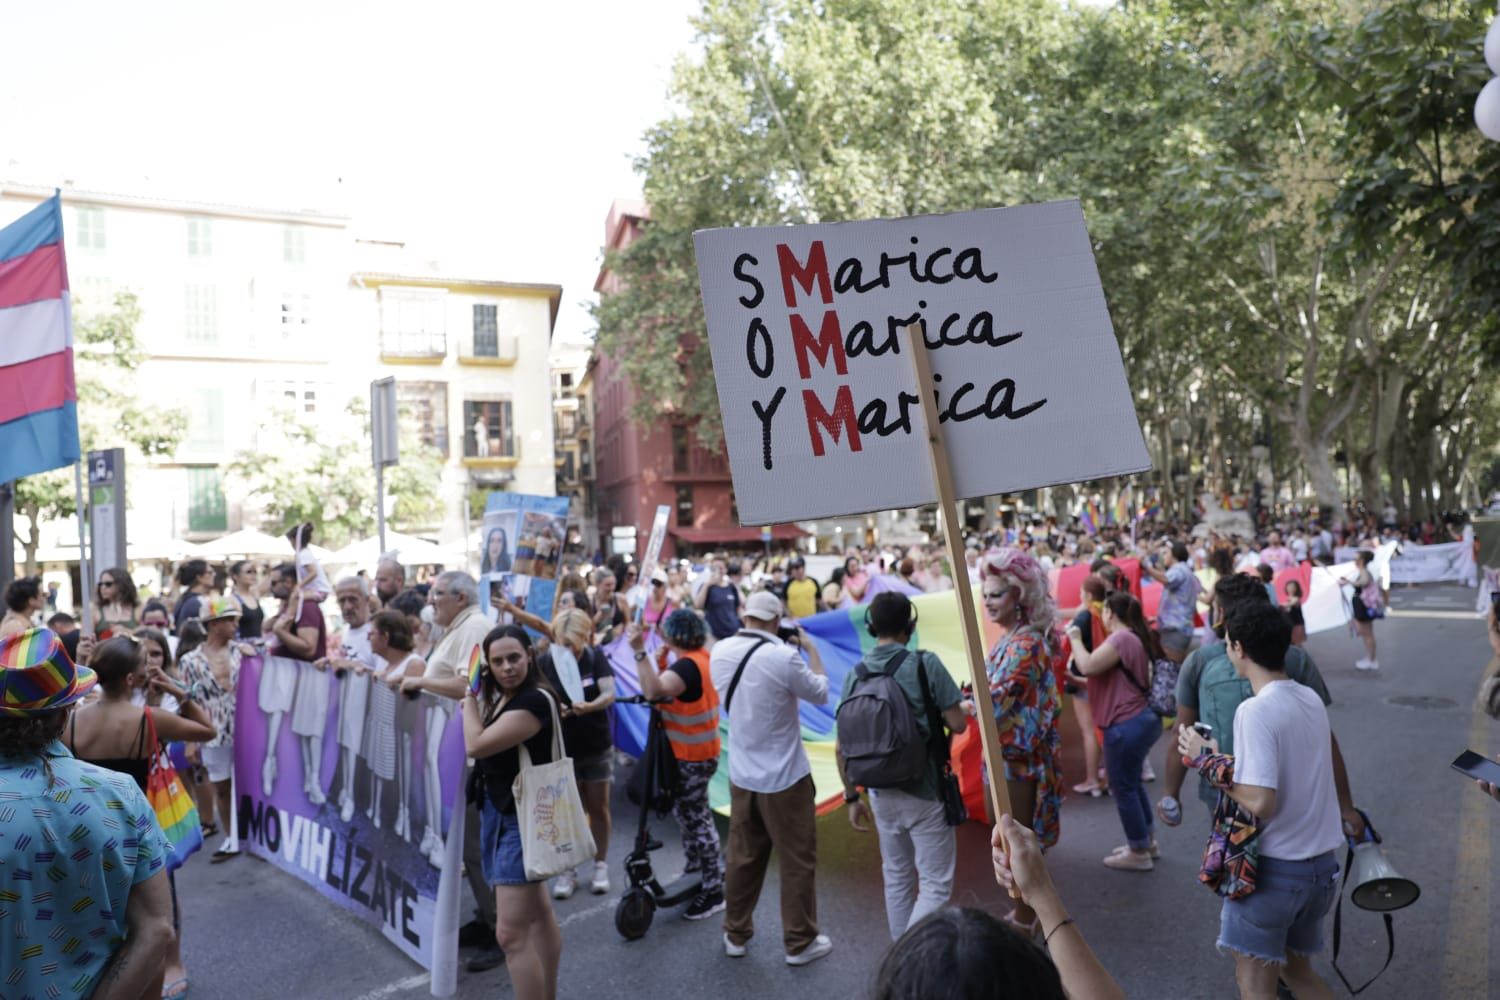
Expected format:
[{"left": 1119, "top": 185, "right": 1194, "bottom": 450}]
[{"left": 1, "top": 0, "right": 700, "bottom": 346}]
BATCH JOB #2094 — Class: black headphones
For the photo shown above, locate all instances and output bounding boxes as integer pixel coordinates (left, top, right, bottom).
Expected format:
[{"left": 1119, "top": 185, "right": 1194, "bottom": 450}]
[{"left": 864, "top": 594, "right": 919, "bottom": 638}]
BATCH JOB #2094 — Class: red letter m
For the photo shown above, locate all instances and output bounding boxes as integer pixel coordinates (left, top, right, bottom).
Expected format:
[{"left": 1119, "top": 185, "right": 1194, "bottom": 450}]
[
  {"left": 791, "top": 311, "right": 848, "bottom": 379},
  {"left": 777, "top": 241, "right": 832, "bottom": 307},
  {"left": 802, "top": 386, "right": 862, "bottom": 457}
]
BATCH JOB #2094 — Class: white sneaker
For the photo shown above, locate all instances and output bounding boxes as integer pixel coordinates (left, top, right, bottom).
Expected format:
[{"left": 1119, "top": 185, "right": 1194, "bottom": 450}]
[
  {"left": 1355, "top": 658, "right": 1378, "bottom": 671},
  {"left": 339, "top": 795, "right": 355, "bottom": 824},
  {"left": 786, "top": 934, "right": 833, "bottom": 966},
  {"left": 723, "top": 933, "right": 747, "bottom": 958},
  {"left": 419, "top": 828, "right": 438, "bottom": 856},
  {"left": 1141, "top": 760, "right": 1156, "bottom": 782},
  {"left": 1366, "top": 659, "right": 1380, "bottom": 671},
  {"left": 552, "top": 872, "right": 578, "bottom": 900},
  {"left": 307, "top": 783, "right": 326, "bottom": 806},
  {"left": 589, "top": 861, "right": 610, "bottom": 894},
  {"left": 426, "top": 843, "right": 445, "bottom": 870}
]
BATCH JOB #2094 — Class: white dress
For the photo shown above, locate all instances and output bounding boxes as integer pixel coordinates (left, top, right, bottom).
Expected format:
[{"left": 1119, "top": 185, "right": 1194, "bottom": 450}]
[{"left": 363, "top": 656, "right": 401, "bottom": 781}]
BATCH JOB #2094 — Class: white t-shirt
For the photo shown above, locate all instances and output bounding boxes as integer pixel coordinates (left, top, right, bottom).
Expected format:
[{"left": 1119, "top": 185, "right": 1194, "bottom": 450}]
[
  {"left": 1232, "top": 679, "right": 1343, "bottom": 861},
  {"left": 296, "top": 548, "right": 331, "bottom": 599},
  {"left": 710, "top": 629, "right": 829, "bottom": 794}
]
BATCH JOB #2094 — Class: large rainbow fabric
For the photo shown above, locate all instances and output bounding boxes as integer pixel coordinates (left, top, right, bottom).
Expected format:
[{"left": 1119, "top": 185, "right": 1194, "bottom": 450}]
[
  {"left": 466, "top": 643, "right": 484, "bottom": 696},
  {"left": 0, "top": 196, "right": 81, "bottom": 483},
  {"left": 1112, "top": 489, "right": 1131, "bottom": 527},
  {"left": 605, "top": 591, "right": 1003, "bottom": 816}
]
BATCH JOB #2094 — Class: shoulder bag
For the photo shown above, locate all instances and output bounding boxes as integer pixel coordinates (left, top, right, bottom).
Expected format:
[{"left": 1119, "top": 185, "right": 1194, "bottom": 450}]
[
  {"left": 512, "top": 689, "right": 597, "bottom": 881},
  {"left": 144, "top": 710, "right": 203, "bottom": 871},
  {"left": 913, "top": 652, "right": 968, "bottom": 826}
]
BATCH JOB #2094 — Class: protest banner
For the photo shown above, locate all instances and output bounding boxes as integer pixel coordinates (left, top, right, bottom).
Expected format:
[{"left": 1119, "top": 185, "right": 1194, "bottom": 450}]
[
  {"left": 694, "top": 201, "right": 1151, "bottom": 829},
  {"left": 1387, "top": 541, "right": 1475, "bottom": 585},
  {"left": 479, "top": 491, "right": 571, "bottom": 626},
  {"left": 234, "top": 655, "right": 468, "bottom": 976}
]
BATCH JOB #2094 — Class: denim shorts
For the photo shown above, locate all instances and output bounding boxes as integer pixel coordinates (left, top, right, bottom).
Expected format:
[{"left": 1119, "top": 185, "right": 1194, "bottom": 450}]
[
  {"left": 574, "top": 750, "right": 614, "bottom": 785},
  {"left": 478, "top": 800, "right": 532, "bottom": 886},
  {"left": 1218, "top": 851, "right": 1340, "bottom": 964}
]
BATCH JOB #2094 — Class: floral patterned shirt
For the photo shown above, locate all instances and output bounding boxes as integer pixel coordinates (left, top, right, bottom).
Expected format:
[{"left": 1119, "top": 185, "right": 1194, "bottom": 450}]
[
  {"left": 985, "top": 627, "right": 1063, "bottom": 848},
  {"left": 181, "top": 644, "right": 242, "bottom": 749}
]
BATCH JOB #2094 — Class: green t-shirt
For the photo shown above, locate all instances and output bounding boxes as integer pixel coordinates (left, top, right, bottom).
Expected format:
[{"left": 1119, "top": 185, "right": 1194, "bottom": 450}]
[
  {"left": 838, "top": 642, "right": 963, "bottom": 800},
  {"left": 1176, "top": 640, "right": 1331, "bottom": 808}
]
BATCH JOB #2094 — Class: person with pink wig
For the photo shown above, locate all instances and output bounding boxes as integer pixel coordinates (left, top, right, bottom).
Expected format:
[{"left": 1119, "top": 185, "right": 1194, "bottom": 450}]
[{"left": 979, "top": 548, "right": 1063, "bottom": 939}]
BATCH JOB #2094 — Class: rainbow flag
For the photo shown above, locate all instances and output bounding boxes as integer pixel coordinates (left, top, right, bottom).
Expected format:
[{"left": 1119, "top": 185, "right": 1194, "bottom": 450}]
[
  {"left": 466, "top": 643, "right": 484, "bottom": 696},
  {"left": 1080, "top": 498, "right": 1101, "bottom": 534},
  {"left": 1138, "top": 489, "right": 1161, "bottom": 522},
  {"left": 0, "top": 195, "right": 80, "bottom": 482},
  {"left": 1112, "top": 488, "right": 1131, "bottom": 527},
  {"left": 603, "top": 591, "right": 1006, "bottom": 817}
]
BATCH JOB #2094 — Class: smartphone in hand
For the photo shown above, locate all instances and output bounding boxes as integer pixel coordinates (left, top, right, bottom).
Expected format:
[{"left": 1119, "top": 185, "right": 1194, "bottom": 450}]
[{"left": 1451, "top": 749, "right": 1500, "bottom": 786}]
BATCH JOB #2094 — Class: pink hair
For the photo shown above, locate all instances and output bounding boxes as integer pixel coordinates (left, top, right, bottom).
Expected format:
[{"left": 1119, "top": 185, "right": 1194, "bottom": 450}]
[{"left": 981, "top": 547, "right": 1055, "bottom": 635}]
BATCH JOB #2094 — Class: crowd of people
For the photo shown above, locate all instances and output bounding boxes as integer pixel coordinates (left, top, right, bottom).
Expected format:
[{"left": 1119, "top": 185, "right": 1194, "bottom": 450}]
[{"left": 0, "top": 498, "right": 1493, "bottom": 1000}]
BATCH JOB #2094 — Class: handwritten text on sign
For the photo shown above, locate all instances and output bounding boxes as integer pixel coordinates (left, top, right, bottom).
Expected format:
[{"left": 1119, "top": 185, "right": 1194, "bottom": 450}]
[{"left": 693, "top": 201, "right": 1150, "bottom": 525}]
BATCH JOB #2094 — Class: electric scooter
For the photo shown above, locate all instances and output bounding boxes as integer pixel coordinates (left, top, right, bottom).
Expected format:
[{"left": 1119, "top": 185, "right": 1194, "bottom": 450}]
[{"left": 615, "top": 695, "right": 700, "bottom": 940}]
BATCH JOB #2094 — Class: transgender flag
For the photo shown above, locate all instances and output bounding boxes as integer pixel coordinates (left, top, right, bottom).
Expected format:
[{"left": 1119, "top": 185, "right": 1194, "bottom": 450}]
[{"left": 0, "top": 195, "right": 80, "bottom": 483}]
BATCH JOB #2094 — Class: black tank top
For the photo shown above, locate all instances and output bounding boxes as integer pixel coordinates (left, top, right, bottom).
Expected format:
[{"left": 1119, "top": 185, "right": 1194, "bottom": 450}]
[
  {"left": 236, "top": 592, "right": 266, "bottom": 638},
  {"left": 70, "top": 712, "right": 151, "bottom": 792}
]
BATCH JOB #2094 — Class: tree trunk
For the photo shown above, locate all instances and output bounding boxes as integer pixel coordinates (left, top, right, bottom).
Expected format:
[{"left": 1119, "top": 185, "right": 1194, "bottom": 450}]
[{"left": 21, "top": 504, "right": 39, "bottom": 577}]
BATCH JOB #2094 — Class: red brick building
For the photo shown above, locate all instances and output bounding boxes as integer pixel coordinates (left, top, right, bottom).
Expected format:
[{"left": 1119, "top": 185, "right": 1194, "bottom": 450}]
[{"left": 590, "top": 200, "right": 804, "bottom": 560}]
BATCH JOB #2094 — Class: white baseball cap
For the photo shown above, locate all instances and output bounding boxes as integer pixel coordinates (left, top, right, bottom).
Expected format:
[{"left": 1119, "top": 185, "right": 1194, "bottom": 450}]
[{"left": 743, "top": 590, "right": 784, "bottom": 622}]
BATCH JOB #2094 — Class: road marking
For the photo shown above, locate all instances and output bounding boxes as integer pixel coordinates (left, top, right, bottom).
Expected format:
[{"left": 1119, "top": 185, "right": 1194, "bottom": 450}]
[
  {"left": 1441, "top": 709, "right": 1492, "bottom": 998},
  {"left": 1385, "top": 609, "right": 1481, "bottom": 621},
  {"left": 349, "top": 972, "right": 428, "bottom": 1000},
  {"left": 558, "top": 897, "right": 615, "bottom": 928}
]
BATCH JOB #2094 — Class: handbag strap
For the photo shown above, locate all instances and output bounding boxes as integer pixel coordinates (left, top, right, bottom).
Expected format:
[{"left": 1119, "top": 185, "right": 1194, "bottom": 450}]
[
  {"left": 1331, "top": 841, "right": 1396, "bottom": 995},
  {"left": 515, "top": 688, "right": 566, "bottom": 771},
  {"left": 724, "top": 636, "right": 771, "bottom": 716},
  {"left": 911, "top": 650, "right": 951, "bottom": 760}
]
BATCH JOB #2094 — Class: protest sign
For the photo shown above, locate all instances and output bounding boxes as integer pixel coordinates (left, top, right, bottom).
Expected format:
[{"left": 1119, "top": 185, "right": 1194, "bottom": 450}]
[
  {"left": 638, "top": 503, "right": 671, "bottom": 584},
  {"left": 480, "top": 491, "right": 571, "bottom": 625},
  {"left": 1388, "top": 541, "right": 1474, "bottom": 585},
  {"left": 693, "top": 200, "right": 1150, "bottom": 525},
  {"left": 233, "top": 654, "right": 468, "bottom": 972}
]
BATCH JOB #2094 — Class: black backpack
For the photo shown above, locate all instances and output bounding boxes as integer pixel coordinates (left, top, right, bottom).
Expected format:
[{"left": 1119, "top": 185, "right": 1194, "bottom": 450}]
[{"left": 836, "top": 650, "right": 927, "bottom": 789}]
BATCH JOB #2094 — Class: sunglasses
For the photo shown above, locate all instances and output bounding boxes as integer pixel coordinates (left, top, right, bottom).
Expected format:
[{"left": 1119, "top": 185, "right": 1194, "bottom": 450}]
[{"left": 652, "top": 580, "right": 664, "bottom": 587}]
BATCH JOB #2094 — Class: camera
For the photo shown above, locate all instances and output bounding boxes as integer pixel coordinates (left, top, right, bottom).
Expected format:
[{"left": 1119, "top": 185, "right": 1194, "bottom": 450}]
[{"left": 777, "top": 619, "right": 801, "bottom": 643}]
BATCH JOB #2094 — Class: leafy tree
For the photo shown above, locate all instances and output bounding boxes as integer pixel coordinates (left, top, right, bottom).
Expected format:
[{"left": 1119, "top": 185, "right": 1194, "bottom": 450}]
[
  {"left": 227, "top": 396, "right": 445, "bottom": 548},
  {"left": 598, "top": 0, "right": 1500, "bottom": 517},
  {"left": 15, "top": 291, "right": 186, "bottom": 573}
]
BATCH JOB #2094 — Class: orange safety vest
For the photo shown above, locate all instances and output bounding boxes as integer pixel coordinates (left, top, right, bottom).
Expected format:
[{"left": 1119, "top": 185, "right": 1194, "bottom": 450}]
[{"left": 658, "top": 648, "right": 721, "bottom": 762}]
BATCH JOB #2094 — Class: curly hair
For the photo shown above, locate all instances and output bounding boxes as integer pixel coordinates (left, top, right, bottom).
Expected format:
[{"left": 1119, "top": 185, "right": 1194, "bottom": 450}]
[
  {"left": 0, "top": 711, "right": 68, "bottom": 783},
  {"left": 981, "top": 547, "right": 1056, "bottom": 635},
  {"left": 662, "top": 608, "right": 707, "bottom": 650}
]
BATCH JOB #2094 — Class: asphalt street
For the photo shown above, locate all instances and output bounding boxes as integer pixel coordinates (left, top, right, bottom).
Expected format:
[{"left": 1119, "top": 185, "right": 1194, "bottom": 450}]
[{"left": 176, "top": 584, "right": 1500, "bottom": 999}]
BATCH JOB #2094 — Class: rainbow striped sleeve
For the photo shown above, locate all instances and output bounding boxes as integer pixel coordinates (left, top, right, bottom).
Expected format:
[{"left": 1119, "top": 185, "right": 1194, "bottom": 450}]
[{"left": 467, "top": 643, "right": 484, "bottom": 696}]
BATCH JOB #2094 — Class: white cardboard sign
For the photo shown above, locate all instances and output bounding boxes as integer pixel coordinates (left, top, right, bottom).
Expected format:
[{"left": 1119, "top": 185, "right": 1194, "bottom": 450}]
[{"left": 693, "top": 200, "right": 1151, "bottom": 525}]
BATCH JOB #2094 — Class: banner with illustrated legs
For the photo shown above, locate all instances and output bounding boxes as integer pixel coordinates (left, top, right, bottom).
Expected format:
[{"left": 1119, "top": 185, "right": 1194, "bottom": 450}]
[{"left": 234, "top": 655, "right": 468, "bottom": 970}]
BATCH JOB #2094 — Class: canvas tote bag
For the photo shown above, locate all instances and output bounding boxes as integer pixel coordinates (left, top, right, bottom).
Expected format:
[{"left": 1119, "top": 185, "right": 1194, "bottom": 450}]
[{"left": 512, "top": 689, "right": 597, "bottom": 880}]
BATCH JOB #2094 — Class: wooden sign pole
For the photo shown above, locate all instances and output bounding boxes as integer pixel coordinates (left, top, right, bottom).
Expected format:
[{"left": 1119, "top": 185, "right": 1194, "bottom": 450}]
[{"left": 905, "top": 324, "right": 1014, "bottom": 831}]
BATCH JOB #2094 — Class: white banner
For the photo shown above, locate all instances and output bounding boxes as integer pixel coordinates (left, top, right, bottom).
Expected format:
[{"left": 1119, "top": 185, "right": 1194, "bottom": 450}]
[
  {"left": 1388, "top": 541, "right": 1476, "bottom": 584},
  {"left": 693, "top": 201, "right": 1150, "bottom": 524}
]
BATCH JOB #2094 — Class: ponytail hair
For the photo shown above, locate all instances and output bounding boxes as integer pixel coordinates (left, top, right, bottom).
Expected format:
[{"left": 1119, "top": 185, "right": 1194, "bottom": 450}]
[{"left": 1104, "top": 591, "right": 1163, "bottom": 661}]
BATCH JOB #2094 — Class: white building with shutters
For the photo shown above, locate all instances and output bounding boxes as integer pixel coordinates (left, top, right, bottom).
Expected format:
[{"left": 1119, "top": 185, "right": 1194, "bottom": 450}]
[{"left": 0, "top": 178, "right": 560, "bottom": 557}]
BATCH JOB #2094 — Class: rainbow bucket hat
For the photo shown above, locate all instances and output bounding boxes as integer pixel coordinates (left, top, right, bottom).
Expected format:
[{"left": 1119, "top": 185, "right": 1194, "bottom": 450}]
[
  {"left": 0, "top": 628, "right": 97, "bottom": 717},
  {"left": 201, "top": 595, "right": 242, "bottom": 622}
]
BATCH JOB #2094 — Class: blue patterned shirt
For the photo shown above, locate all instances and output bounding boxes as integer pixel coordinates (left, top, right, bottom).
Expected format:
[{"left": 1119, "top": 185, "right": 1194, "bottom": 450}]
[{"left": 0, "top": 740, "right": 170, "bottom": 999}]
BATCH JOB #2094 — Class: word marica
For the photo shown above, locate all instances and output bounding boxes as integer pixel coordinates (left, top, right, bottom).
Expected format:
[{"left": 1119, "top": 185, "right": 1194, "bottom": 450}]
[{"left": 734, "top": 239, "right": 1047, "bottom": 469}]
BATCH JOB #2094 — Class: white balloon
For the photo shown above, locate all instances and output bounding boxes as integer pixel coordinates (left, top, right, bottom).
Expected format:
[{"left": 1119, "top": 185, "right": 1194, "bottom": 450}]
[
  {"left": 1477, "top": 77, "right": 1500, "bottom": 141},
  {"left": 1487, "top": 16, "right": 1500, "bottom": 75}
]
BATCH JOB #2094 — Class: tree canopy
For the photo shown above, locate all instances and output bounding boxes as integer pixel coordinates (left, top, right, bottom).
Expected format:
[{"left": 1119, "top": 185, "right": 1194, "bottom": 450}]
[{"left": 595, "top": 0, "right": 1500, "bottom": 518}]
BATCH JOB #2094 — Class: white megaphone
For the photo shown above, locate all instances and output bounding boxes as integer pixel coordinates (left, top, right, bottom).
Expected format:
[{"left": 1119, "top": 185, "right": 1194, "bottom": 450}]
[
  {"left": 1332, "top": 810, "right": 1417, "bottom": 995},
  {"left": 1347, "top": 838, "right": 1420, "bottom": 911}
]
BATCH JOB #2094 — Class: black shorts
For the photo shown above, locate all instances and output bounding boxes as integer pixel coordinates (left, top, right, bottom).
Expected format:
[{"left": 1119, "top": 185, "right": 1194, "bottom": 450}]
[{"left": 1351, "top": 596, "right": 1373, "bottom": 623}]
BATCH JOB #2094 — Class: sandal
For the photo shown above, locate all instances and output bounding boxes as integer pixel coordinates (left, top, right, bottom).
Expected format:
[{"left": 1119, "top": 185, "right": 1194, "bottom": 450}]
[
  {"left": 200, "top": 822, "right": 218, "bottom": 838},
  {"left": 162, "top": 977, "right": 190, "bottom": 999},
  {"left": 210, "top": 847, "right": 241, "bottom": 863},
  {"left": 1071, "top": 781, "right": 1104, "bottom": 798}
]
